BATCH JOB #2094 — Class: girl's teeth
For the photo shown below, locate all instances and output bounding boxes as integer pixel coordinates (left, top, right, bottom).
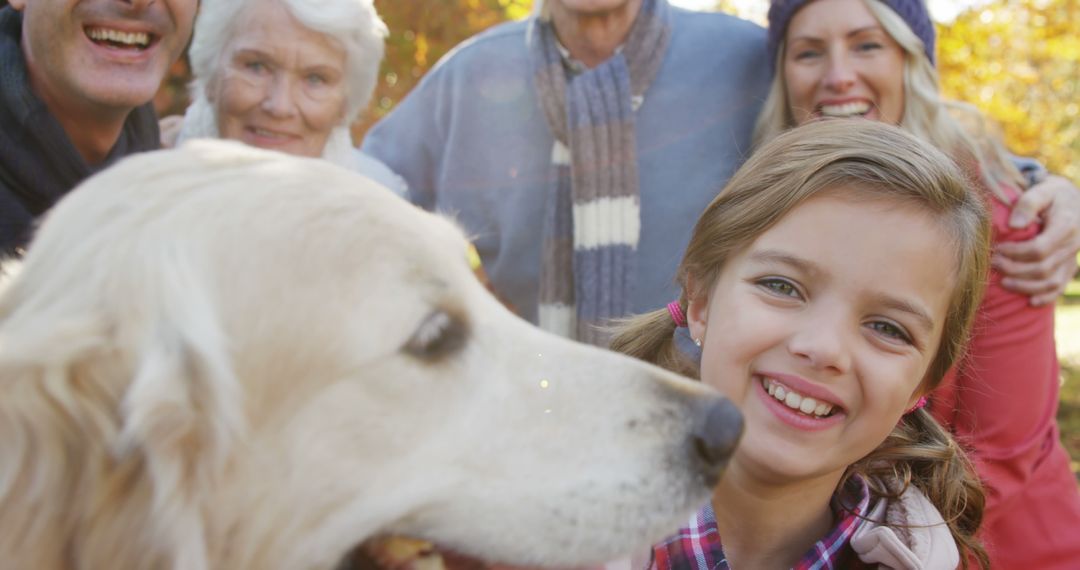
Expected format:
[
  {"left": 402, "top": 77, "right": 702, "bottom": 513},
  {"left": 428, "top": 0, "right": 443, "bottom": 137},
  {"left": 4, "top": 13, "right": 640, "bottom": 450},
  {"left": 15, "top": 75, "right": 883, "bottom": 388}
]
[{"left": 762, "top": 378, "right": 834, "bottom": 417}]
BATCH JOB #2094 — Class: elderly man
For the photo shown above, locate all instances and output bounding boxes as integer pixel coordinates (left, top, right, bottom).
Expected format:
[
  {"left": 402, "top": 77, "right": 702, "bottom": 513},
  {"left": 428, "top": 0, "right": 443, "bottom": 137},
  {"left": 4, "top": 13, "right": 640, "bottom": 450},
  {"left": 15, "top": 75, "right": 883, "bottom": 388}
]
[
  {"left": 365, "top": 0, "right": 1080, "bottom": 346},
  {"left": 364, "top": 0, "right": 771, "bottom": 345},
  {"left": 0, "top": 0, "right": 197, "bottom": 253}
]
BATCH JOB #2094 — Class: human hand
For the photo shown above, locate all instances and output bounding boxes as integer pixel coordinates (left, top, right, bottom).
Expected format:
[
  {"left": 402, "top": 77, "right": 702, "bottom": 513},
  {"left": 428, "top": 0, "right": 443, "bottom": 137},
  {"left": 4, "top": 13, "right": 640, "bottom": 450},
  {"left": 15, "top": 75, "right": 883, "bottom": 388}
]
[
  {"left": 159, "top": 115, "right": 184, "bottom": 149},
  {"left": 993, "top": 175, "right": 1080, "bottom": 306}
]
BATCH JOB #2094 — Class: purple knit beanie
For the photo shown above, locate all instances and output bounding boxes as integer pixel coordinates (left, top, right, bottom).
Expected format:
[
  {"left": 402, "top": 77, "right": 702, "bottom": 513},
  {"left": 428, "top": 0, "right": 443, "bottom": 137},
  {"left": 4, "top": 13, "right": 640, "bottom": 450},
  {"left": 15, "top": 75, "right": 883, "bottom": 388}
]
[{"left": 766, "top": 0, "right": 936, "bottom": 72}]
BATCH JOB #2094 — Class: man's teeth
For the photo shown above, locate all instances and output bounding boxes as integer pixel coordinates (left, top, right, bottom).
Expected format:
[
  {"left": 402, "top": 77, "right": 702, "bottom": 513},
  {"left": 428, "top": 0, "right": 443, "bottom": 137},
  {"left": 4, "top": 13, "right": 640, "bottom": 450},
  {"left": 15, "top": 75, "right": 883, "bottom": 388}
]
[
  {"left": 763, "top": 378, "right": 834, "bottom": 417},
  {"left": 819, "top": 102, "right": 870, "bottom": 117},
  {"left": 87, "top": 28, "right": 150, "bottom": 47}
]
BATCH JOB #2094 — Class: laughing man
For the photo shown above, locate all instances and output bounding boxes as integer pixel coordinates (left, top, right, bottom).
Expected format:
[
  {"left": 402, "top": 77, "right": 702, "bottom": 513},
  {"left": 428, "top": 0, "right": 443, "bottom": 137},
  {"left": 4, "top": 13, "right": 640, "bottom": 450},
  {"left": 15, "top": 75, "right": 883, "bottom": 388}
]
[{"left": 0, "top": 0, "right": 197, "bottom": 253}]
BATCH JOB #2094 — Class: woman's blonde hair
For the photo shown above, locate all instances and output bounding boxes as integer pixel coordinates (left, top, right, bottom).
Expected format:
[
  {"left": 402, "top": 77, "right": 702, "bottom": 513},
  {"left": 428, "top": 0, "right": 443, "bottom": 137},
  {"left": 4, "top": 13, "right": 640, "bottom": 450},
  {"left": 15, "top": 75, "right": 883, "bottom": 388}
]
[
  {"left": 611, "top": 119, "right": 991, "bottom": 568},
  {"left": 753, "top": 0, "right": 1025, "bottom": 202}
]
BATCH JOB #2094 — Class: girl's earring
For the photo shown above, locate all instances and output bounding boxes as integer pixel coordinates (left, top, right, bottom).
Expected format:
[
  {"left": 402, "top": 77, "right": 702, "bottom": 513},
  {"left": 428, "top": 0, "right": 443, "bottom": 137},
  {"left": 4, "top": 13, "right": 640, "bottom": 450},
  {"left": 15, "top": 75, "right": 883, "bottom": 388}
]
[{"left": 693, "top": 337, "right": 702, "bottom": 347}]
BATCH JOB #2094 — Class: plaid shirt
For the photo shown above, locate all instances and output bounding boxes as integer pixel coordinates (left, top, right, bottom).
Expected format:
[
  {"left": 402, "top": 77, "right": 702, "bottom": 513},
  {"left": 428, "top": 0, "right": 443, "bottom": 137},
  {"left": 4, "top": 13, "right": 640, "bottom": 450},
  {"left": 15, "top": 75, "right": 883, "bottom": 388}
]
[{"left": 649, "top": 476, "right": 872, "bottom": 570}]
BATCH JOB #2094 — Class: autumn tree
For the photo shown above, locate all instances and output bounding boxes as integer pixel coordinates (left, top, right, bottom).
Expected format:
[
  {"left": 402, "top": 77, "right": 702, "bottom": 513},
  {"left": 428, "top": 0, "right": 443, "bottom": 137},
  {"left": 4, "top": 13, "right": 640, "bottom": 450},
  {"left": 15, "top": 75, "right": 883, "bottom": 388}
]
[
  {"left": 354, "top": 0, "right": 532, "bottom": 138},
  {"left": 937, "top": 0, "right": 1079, "bottom": 182}
]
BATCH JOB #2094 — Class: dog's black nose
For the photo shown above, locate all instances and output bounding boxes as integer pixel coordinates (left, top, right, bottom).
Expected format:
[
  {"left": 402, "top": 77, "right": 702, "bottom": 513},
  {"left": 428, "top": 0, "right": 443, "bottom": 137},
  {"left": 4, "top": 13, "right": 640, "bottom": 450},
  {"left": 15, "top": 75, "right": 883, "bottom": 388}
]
[{"left": 692, "top": 396, "right": 743, "bottom": 476}]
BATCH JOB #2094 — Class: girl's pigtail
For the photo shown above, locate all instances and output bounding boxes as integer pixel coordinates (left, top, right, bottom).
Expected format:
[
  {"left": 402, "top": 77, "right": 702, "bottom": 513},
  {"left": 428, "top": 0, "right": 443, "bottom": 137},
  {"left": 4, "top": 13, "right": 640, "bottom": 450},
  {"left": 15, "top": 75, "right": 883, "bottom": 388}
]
[
  {"left": 609, "top": 304, "right": 699, "bottom": 378},
  {"left": 851, "top": 409, "right": 989, "bottom": 569}
]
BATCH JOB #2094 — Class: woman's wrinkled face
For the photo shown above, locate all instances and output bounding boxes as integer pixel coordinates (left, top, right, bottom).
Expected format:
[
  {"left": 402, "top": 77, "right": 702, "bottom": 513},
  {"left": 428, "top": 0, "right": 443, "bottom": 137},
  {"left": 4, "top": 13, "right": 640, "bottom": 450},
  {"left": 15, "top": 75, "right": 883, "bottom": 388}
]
[
  {"left": 212, "top": 2, "right": 347, "bottom": 158},
  {"left": 783, "top": 0, "right": 906, "bottom": 126}
]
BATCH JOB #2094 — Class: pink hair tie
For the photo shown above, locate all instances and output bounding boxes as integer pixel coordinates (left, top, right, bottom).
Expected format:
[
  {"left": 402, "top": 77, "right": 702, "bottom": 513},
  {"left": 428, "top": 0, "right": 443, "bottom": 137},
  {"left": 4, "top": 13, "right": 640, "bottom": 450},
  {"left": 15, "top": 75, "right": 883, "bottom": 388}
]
[
  {"left": 667, "top": 301, "right": 687, "bottom": 327},
  {"left": 905, "top": 396, "right": 928, "bottom": 415}
]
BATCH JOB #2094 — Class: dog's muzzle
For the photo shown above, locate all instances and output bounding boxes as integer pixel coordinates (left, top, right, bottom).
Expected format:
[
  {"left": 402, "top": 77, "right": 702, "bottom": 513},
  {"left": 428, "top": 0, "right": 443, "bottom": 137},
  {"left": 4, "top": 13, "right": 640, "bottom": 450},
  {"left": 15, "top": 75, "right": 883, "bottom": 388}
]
[{"left": 690, "top": 396, "right": 744, "bottom": 484}]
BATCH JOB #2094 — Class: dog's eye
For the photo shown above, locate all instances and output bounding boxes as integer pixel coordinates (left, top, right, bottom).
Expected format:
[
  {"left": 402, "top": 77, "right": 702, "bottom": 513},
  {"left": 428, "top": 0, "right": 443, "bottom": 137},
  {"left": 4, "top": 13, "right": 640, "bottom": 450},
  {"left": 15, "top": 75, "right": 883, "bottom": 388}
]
[{"left": 405, "top": 310, "right": 467, "bottom": 361}]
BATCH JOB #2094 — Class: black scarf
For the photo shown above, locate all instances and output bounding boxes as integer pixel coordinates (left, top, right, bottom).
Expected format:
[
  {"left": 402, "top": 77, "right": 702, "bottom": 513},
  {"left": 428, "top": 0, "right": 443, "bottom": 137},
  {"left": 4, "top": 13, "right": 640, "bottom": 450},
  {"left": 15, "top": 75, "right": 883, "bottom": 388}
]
[{"left": 0, "top": 6, "right": 159, "bottom": 253}]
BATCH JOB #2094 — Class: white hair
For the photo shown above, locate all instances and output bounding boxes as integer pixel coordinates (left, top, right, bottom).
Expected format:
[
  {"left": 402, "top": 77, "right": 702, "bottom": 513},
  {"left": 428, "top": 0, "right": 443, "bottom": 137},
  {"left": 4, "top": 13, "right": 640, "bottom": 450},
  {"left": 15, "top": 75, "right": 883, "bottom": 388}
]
[{"left": 178, "top": 0, "right": 388, "bottom": 165}]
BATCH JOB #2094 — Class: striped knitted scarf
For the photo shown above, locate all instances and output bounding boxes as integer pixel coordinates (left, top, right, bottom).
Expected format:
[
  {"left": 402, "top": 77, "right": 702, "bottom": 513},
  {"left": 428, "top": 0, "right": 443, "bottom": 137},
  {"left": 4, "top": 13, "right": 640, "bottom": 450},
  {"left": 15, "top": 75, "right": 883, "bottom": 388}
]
[{"left": 529, "top": 0, "right": 671, "bottom": 346}]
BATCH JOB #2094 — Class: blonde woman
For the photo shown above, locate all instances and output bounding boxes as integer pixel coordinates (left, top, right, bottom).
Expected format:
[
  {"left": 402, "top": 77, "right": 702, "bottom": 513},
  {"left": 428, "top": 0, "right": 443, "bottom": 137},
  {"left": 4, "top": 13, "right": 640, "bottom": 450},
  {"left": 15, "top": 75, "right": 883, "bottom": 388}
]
[{"left": 758, "top": 0, "right": 1080, "bottom": 566}]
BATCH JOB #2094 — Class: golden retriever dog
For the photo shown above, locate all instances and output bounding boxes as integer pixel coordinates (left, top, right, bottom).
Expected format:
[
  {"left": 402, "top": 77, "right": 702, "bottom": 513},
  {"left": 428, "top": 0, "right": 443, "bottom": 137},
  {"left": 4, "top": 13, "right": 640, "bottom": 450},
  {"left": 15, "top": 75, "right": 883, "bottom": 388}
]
[{"left": 0, "top": 141, "right": 742, "bottom": 570}]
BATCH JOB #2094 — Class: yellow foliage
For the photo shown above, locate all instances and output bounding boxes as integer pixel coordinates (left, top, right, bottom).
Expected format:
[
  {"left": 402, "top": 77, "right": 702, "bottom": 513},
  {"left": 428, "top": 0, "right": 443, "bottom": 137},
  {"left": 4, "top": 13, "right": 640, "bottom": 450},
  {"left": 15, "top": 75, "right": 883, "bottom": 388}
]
[
  {"left": 413, "top": 33, "right": 429, "bottom": 68},
  {"left": 354, "top": 0, "right": 538, "bottom": 138},
  {"left": 938, "top": 0, "right": 1080, "bottom": 182}
]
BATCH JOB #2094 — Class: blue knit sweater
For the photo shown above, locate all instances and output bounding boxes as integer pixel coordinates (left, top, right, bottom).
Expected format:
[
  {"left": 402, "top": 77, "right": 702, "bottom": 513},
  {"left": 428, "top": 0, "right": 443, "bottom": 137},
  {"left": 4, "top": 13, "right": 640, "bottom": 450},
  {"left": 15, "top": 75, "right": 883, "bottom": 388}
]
[{"left": 363, "top": 8, "right": 770, "bottom": 323}]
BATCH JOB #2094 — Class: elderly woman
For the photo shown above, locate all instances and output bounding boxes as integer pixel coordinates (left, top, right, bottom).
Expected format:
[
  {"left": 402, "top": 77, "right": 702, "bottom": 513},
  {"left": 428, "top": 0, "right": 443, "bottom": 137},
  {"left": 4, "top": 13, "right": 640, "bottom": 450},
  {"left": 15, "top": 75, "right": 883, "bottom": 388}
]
[
  {"left": 752, "top": 0, "right": 1080, "bottom": 568},
  {"left": 171, "top": 0, "right": 405, "bottom": 193}
]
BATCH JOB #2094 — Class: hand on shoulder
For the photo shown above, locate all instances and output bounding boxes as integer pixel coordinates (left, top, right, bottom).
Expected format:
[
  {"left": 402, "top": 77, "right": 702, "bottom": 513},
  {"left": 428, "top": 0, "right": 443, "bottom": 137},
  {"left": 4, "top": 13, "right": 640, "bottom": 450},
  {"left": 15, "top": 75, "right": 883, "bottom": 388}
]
[
  {"left": 994, "top": 174, "right": 1080, "bottom": 305},
  {"left": 159, "top": 115, "right": 184, "bottom": 149}
]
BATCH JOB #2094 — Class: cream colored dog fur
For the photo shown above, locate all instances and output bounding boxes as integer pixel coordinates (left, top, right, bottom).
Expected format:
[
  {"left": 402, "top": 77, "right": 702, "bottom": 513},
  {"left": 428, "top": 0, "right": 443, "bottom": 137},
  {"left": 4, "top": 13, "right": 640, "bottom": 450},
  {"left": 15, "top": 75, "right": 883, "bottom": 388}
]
[{"left": 0, "top": 141, "right": 741, "bottom": 570}]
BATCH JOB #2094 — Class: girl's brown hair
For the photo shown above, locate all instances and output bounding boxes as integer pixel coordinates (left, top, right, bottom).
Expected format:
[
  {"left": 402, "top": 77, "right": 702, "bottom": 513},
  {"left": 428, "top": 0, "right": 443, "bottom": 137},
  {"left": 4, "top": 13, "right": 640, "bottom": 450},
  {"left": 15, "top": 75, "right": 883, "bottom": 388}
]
[{"left": 611, "top": 119, "right": 991, "bottom": 568}]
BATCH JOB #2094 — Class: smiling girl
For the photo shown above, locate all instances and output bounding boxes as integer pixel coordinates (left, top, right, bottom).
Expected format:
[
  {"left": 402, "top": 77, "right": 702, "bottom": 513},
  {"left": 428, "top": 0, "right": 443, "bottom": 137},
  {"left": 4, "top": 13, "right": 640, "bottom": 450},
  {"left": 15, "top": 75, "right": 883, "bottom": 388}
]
[
  {"left": 612, "top": 119, "right": 990, "bottom": 569},
  {"left": 755, "top": 0, "right": 1080, "bottom": 566}
]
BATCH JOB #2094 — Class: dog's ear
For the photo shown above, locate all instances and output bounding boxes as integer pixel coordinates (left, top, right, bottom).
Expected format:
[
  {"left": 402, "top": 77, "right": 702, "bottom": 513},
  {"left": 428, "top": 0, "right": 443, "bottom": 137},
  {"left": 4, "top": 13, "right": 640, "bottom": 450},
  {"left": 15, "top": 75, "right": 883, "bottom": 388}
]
[{"left": 116, "top": 248, "right": 244, "bottom": 569}]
